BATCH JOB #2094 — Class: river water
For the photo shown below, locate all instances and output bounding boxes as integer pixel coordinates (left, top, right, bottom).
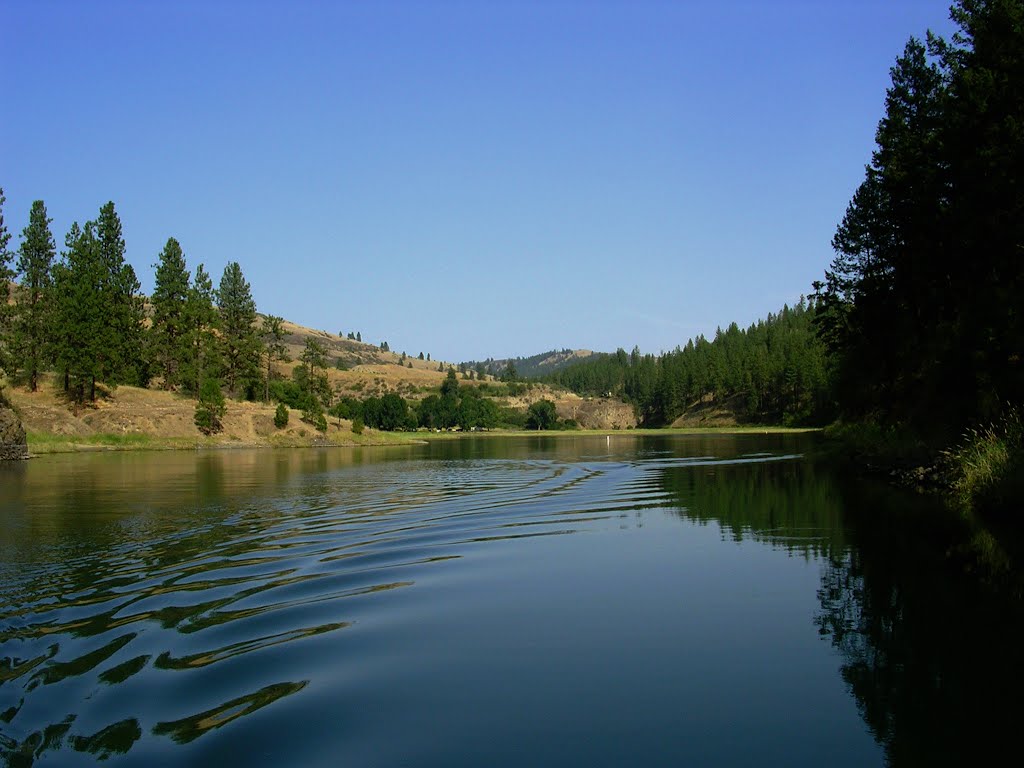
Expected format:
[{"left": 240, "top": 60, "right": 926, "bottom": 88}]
[{"left": 1, "top": 434, "right": 1022, "bottom": 766}]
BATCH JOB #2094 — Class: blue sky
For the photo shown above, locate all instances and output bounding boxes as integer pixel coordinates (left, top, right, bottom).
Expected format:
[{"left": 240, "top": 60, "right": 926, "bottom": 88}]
[{"left": 2, "top": 1, "right": 956, "bottom": 362}]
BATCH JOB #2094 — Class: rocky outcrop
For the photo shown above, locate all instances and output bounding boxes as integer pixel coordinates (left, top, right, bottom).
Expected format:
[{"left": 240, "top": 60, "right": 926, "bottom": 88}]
[{"left": 0, "top": 406, "right": 28, "bottom": 460}]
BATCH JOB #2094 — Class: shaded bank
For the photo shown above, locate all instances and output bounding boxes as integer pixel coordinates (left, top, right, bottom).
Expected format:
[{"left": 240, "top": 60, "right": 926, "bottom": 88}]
[{"left": 0, "top": 405, "right": 28, "bottom": 460}]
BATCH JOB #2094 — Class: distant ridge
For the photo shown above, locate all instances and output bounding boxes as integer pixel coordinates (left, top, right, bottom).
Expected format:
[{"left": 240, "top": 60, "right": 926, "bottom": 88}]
[{"left": 463, "top": 349, "right": 597, "bottom": 379}]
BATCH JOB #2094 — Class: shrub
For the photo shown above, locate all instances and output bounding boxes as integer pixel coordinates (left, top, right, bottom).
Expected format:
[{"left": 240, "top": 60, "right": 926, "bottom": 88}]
[
  {"left": 351, "top": 416, "right": 364, "bottom": 435},
  {"left": 194, "top": 378, "right": 227, "bottom": 435},
  {"left": 274, "top": 402, "right": 289, "bottom": 429},
  {"left": 942, "top": 406, "right": 1023, "bottom": 513},
  {"left": 302, "top": 402, "right": 327, "bottom": 433}
]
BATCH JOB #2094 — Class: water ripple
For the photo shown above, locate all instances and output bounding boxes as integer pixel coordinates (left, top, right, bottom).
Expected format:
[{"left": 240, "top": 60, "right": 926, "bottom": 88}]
[{"left": 0, "top": 447, "right": 806, "bottom": 764}]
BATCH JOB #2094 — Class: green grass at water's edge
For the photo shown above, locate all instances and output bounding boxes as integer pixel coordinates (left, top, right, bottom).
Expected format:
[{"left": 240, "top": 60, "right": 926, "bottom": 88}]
[
  {"left": 25, "top": 430, "right": 426, "bottom": 454},
  {"left": 24, "top": 425, "right": 819, "bottom": 454},
  {"left": 416, "top": 426, "right": 822, "bottom": 440}
]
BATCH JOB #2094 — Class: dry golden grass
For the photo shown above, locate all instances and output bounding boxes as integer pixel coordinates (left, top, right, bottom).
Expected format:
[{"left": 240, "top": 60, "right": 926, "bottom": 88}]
[{"left": 6, "top": 375, "right": 421, "bottom": 454}]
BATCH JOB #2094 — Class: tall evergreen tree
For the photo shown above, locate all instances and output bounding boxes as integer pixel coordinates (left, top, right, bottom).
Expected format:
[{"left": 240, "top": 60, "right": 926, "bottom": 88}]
[
  {"left": 95, "top": 202, "right": 145, "bottom": 386},
  {"left": 814, "top": 0, "right": 1024, "bottom": 438},
  {"left": 181, "top": 263, "right": 219, "bottom": 396},
  {"left": 52, "top": 222, "right": 104, "bottom": 401},
  {"left": 298, "top": 337, "right": 329, "bottom": 406},
  {"left": 261, "top": 314, "right": 289, "bottom": 402},
  {"left": 216, "top": 261, "right": 260, "bottom": 396},
  {"left": 0, "top": 188, "right": 13, "bottom": 387},
  {"left": 14, "top": 200, "right": 56, "bottom": 391},
  {"left": 150, "top": 237, "right": 191, "bottom": 388}
]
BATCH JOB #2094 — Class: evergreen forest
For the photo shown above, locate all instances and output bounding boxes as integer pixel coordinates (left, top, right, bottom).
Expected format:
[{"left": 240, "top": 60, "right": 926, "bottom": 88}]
[
  {"left": 543, "top": 300, "right": 829, "bottom": 427},
  {"left": 813, "top": 0, "right": 1022, "bottom": 447}
]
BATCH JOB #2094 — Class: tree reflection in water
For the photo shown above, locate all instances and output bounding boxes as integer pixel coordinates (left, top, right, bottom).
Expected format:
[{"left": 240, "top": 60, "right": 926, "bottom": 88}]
[{"left": 660, "top": 455, "right": 1024, "bottom": 766}]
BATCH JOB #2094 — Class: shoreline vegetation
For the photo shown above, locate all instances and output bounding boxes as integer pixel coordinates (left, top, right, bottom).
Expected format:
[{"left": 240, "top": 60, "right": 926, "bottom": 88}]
[{"left": 21, "top": 425, "right": 821, "bottom": 456}]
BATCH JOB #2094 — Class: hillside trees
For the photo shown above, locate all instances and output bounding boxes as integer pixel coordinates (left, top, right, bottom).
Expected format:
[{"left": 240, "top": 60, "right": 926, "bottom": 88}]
[
  {"left": 297, "top": 337, "right": 329, "bottom": 406},
  {"left": 217, "top": 261, "right": 260, "bottom": 397},
  {"left": 0, "top": 189, "right": 12, "bottom": 386},
  {"left": 261, "top": 314, "right": 289, "bottom": 402},
  {"left": 150, "top": 237, "right": 191, "bottom": 389},
  {"left": 814, "top": 0, "right": 1024, "bottom": 440},
  {"left": 547, "top": 300, "right": 828, "bottom": 426},
  {"left": 14, "top": 201, "right": 55, "bottom": 391}
]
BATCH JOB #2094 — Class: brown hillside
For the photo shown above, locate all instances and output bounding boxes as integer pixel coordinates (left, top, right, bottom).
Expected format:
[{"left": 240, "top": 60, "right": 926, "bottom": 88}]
[{"left": 5, "top": 376, "right": 409, "bottom": 451}]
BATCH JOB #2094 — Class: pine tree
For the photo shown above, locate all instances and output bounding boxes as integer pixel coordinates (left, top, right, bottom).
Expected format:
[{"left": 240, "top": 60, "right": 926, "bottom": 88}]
[
  {"left": 14, "top": 200, "right": 56, "bottom": 391},
  {"left": 95, "top": 202, "right": 145, "bottom": 387},
  {"left": 0, "top": 189, "right": 13, "bottom": 387},
  {"left": 181, "top": 263, "right": 219, "bottom": 396},
  {"left": 261, "top": 314, "right": 289, "bottom": 402},
  {"left": 815, "top": 0, "right": 1024, "bottom": 436},
  {"left": 150, "top": 237, "right": 191, "bottom": 389},
  {"left": 52, "top": 222, "right": 104, "bottom": 402},
  {"left": 274, "top": 401, "right": 289, "bottom": 428},
  {"left": 299, "top": 337, "right": 329, "bottom": 406},
  {"left": 194, "top": 377, "right": 227, "bottom": 434},
  {"left": 216, "top": 262, "right": 260, "bottom": 397}
]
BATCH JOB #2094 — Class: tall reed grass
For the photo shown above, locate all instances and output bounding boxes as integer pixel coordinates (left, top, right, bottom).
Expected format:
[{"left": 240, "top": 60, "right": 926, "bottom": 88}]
[{"left": 942, "top": 406, "right": 1023, "bottom": 514}]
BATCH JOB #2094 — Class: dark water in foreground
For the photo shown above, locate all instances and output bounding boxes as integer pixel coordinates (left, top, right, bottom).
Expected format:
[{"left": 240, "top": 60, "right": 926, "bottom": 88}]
[{"left": 1, "top": 434, "right": 1022, "bottom": 766}]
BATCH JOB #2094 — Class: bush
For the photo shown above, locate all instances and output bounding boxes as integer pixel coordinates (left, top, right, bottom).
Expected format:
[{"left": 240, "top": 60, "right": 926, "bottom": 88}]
[
  {"left": 351, "top": 416, "right": 364, "bottom": 435},
  {"left": 942, "top": 406, "right": 1023, "bottom": 513},
  {"left": 302, "top": 402, "right": 327, "bottom": 433},
  {"left": 274, "top": 402, "right": 289, "bottom": 429},
  {"left": 194, "top": 378, "right": 227, "bottom": 435}
]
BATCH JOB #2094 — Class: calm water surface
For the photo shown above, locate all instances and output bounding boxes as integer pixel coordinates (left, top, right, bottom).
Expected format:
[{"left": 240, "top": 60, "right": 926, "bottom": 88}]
[{"left": 1, "top": 434, "right": 1022, "bottom": 766}]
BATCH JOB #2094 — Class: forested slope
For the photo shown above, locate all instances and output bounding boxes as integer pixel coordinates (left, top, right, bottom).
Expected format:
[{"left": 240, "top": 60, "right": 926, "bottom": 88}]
[{"left": 545, "top": 299, "right": 830, "bottom": 427}]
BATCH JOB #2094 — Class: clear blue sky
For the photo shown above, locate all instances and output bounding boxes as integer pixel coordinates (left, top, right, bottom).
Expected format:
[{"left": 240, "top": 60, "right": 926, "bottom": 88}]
[{"left": 2, "top": 0, "right": 956, "bottom": 362}]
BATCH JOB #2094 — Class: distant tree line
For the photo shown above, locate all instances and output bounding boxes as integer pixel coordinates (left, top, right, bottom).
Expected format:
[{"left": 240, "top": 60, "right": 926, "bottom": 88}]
[
  {"left": 546, "top": 300, "right": 830, "bottom": 426},
  {"left": 328, "top": 370, "right": 538, "bottom": 431},
  {"left": 464, "top": 349, "right": 579, "bottom": 380}
]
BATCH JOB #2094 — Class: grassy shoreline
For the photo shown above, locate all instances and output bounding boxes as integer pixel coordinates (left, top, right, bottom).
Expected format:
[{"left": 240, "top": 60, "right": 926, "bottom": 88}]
[
  {"left": 421, "top": 426, "right": 821, "bottom": 440},
  {"left": 24, "top": 429, "right": 426, "bottom": 455},
  {"left": 821, "top": 414, "right": 1023, "bottom": 520},
  {"left": 23, "top": 425, "right": 820, "bottom": 455}
]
